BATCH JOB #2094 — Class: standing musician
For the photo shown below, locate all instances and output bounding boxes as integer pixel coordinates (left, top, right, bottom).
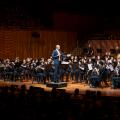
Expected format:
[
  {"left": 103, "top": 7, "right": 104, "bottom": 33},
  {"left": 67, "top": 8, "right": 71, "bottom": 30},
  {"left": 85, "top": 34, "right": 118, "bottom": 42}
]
[{"left": 52, "top": 45, "right": 62, "bottom": 83}]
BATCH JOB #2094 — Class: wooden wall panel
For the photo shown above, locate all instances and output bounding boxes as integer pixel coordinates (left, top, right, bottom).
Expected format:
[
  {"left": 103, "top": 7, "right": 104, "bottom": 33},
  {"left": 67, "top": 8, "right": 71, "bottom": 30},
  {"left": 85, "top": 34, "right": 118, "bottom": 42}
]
[
  {"left": 0, "top": 28, "right": 77, "bottom": 59},
  {"left": 89, "top": 40, "right": 120, "bottom": 56}
]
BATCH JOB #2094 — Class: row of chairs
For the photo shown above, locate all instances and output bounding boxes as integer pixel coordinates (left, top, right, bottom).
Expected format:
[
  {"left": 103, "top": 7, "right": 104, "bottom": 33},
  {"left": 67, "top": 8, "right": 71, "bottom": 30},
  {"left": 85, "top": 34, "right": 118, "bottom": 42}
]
[
  {"left": 89, "top": 75, "right": 120, "bottom": 89},
  {"left": 1, "top": 67, "right": 120, "bottom": 89}
]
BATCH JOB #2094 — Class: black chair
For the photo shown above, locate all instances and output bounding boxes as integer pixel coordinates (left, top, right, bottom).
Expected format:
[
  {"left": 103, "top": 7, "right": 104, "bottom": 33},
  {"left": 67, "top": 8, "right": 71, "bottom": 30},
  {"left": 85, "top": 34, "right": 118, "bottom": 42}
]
[
  {"left": 89, "top": 75, "right": 101, "bottom": 88},
  {"left": 111, "top": 77, "right": 120, "bottom": 89}
]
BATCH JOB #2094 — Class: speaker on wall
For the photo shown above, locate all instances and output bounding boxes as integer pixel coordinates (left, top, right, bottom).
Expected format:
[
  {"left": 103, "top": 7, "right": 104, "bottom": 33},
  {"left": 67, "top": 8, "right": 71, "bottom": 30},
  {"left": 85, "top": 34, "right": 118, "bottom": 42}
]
[{"left": 32, "top": 32, "right": 40, "bottom": 38}]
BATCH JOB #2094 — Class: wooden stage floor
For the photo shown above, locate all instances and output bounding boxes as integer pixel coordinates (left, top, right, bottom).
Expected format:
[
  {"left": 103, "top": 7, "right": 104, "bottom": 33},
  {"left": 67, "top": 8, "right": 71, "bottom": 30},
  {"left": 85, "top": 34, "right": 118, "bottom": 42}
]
[{"left": 1, "top": 80, "right": 120, "bottom": 97}]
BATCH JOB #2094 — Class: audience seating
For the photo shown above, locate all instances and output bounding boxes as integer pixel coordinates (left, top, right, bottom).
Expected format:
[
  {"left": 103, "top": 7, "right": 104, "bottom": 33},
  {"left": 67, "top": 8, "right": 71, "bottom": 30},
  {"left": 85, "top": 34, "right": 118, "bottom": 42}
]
[{"left": 0, "top": 84, "right": 120, "bottom": 120}]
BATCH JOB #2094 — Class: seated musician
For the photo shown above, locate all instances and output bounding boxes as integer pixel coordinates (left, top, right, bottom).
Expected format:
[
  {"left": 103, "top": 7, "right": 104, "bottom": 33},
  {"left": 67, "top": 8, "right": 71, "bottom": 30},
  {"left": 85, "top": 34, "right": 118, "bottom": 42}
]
[
  {"left": 115, "top": 46, "right": 120, "bottom": 56},
  {"left": 70, "top": 57, "right": 79, "bottom": 82},
  {"left": 4, "top": 60, "right": 14, "bottom": 81},
  {"left": 0, "top": 60, "right": 5, "bottom": 79},
  {"left": 112, "top": 64, "right": 120, "bottom": 88},
  {"left": 87, "top": 59, "right": 93, "bottom": 77},
  {"left": 35, "top": 63, "right": 46, "bottom": 84},
  {"left": 84, "top": 43, "right": 94, "bottom": 57},
  {"left": 44, "top": 58, "right": 53, "bottom": 82},
  {"left": 113, "top": 65, "right": 120, "bottom": 77},
  {"left": 79, "top": 61, "right": 85, "bottom": 82},
  {"left": 89, "top": 66, "right": 100, "bottom": 88},
  {"left": 91, "top": 66, "right": 99, "bottom": 76},
  {"left": 99, "top": 64, "right": 109, "bottom": 87}
]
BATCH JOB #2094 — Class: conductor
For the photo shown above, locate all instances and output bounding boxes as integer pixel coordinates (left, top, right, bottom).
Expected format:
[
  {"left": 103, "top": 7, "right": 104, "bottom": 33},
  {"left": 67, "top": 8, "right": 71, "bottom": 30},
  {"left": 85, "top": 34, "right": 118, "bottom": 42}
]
[{"left": 52, "top": 45, "right": 61, "bottom": 82}]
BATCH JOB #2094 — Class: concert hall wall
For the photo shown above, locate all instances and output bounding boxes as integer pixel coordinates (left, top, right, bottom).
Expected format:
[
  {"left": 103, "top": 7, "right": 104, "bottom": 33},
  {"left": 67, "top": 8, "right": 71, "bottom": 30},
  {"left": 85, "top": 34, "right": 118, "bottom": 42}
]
[
  {"left": 88, "top": 40, "right": 120, "bottom": 56},
  {"left": 0, "top": 28, "right": 77, "bottom": 59}
]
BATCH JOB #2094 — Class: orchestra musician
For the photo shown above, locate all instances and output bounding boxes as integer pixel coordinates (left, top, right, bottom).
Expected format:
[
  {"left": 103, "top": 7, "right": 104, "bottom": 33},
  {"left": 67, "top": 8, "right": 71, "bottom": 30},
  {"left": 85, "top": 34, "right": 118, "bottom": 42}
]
[
  {"left": 115, "top": 46, "right": 120, "bottom": 56},
  {"left": 87, "top": 43, "right": 94, "bottom": 56}
]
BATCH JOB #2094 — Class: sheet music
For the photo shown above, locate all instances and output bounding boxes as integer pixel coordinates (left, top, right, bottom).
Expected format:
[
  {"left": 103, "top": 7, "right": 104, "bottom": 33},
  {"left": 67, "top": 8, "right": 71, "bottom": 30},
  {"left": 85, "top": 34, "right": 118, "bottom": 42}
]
[
  {"left": 66, "top": 54, "right": 71, "bottom": 57},
  {"left": 61, "top": 61, "right": 69, "bottom": 64},
  {"left": 88, "top": 63, "right": 93, "bottom": 70}
]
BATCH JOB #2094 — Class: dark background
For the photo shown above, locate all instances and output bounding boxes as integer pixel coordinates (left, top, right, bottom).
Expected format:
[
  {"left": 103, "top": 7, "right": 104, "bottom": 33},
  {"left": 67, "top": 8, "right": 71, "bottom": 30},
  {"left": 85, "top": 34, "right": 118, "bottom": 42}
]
[
  {"left": 0, "top": 0, "right": 120, "bottom": 30},
  {"left": 0, "top": 0, "right": 120, "bottom": 58}
]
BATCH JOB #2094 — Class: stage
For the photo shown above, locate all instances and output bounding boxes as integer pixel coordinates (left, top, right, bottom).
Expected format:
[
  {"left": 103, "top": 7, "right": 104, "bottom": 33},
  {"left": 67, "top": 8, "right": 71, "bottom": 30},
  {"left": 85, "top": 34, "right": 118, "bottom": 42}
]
[{"left": 0, "top": 80, "right": 120, "bottom": 97}]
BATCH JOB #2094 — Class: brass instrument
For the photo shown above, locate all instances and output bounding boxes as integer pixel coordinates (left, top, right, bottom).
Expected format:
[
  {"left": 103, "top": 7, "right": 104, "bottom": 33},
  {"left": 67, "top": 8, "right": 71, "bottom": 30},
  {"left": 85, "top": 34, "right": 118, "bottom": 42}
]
[{"left": 117, "top": 54, "right": 120, "bottom": 60}]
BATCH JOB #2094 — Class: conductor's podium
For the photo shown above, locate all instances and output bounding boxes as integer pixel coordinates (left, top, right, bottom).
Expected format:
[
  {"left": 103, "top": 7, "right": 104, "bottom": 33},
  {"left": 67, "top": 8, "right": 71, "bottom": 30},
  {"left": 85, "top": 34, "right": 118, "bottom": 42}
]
[{"left": 46, "top": 82, "right": 67, "bottom": 88}]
